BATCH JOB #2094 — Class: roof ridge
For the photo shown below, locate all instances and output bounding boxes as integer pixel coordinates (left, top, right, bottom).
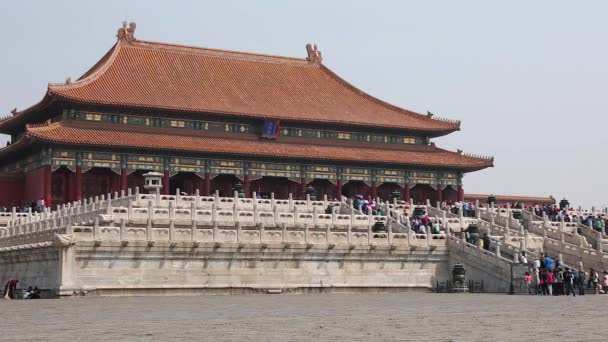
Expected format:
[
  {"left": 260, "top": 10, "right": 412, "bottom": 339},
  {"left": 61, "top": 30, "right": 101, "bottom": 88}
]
[{"left": 131, "top": 39, "right": 312, "bottom": 65}]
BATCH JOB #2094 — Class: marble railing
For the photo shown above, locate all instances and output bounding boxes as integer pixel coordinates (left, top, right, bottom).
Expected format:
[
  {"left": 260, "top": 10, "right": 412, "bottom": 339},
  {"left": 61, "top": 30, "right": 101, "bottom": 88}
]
[
  {"left": 102, "top": 203, "right": 387, "bottom": 228},
  {"left": 0, "top": 190, "right": 404, "bottom": 250},
  {"left": 0, "top": 216, "right": 447, "bottom": 252},
  {"left": 134, "top": 190, "right": 343, "bottom": 213}
]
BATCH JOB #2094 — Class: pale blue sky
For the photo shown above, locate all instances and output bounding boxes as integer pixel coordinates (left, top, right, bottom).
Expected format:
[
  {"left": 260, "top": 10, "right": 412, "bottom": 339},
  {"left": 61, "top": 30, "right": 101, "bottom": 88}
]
[{"left": 1, "top": 1, "right": 607, "bottom": 208}]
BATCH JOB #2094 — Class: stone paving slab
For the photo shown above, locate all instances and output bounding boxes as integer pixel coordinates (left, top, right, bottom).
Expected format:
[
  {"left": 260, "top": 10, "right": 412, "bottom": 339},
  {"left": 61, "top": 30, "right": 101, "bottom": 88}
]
[{"left": 1, "top": 293, "right": 605, "bottom": 341}]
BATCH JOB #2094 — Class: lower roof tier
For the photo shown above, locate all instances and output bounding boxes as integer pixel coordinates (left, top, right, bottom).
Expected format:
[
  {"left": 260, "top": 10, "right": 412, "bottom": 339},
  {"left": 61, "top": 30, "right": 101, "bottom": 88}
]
[{"left": 2, "top": 121, "right": 493, "bottom": 172}]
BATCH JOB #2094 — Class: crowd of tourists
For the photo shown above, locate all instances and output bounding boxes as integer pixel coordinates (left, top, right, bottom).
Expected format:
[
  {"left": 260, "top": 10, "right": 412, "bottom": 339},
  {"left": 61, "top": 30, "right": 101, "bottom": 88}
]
[
  {"left": 0, "top": 201, "right": 47, "bottom": 213},
  {"left": 352, "top": 195, "right": 385, "bottom": 216},
  {"left": 522, "top": 253, "right": 608, "bottom": 296}
]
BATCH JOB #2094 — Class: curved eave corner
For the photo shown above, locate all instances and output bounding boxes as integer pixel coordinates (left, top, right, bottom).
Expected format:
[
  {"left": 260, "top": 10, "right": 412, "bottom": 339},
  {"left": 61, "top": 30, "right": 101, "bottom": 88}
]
[{"left": 0, "top": 94, "right": 55, "bottom": 134}]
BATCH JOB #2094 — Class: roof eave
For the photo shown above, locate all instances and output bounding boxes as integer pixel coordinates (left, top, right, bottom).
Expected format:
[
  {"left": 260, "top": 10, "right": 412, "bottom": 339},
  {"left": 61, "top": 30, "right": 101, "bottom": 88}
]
[{"left": 0, "top": 94, "right": 55, "bottom": 134}]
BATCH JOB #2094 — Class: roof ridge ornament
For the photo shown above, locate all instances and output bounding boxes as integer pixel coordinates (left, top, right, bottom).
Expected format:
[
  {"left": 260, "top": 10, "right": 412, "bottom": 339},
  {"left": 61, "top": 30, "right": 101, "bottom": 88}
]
[
  {"left": 117, "top": 21, "right": 137, "bottom": 42},
  {"left": 305, "top": 43, "right": 322, "bottom": 64},
  {"left": 10, "top": 108, "right": 17, "bottom": 116}
]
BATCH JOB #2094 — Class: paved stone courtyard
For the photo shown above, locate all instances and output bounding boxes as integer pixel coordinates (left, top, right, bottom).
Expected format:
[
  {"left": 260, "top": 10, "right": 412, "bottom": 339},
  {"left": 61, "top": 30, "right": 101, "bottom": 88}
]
[{"left": 1, "top": 293, "right": 605, "bottom": 341}]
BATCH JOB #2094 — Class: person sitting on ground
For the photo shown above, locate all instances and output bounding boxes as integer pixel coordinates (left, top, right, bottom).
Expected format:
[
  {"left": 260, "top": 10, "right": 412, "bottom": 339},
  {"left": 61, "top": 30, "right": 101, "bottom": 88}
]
[{"left": 23, "top": 286, "right": 33, "bottom": 299}]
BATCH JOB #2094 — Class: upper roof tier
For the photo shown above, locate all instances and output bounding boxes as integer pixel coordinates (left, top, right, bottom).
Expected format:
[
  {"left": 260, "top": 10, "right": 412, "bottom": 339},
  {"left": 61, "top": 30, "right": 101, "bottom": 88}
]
[{"left": 1, "top": 22, "right": 460, "bottom": 135}]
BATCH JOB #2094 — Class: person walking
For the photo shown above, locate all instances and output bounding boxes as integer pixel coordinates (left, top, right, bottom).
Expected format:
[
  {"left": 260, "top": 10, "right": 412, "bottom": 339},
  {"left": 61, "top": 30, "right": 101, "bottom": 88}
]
[
  {"left": 546, "top": 270, "right": 554, "bottom": 296},
  {"left": 524, "top": 272, "right": 533, "bottom": 295},
  {"left": 563, "top": 267, "right": 576, "bottom": 297},
  {"left": 577, "top": 269, "right": 586, "bottom": 295}
]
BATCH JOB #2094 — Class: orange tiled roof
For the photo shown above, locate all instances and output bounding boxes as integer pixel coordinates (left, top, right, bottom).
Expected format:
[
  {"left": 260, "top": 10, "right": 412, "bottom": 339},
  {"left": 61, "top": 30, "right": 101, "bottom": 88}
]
[
  {"left": 3, "top": 26, "right": 461, "bottom": 133},
  {"left": 22, "top": 121, "right": 492, "bottom": 171}
]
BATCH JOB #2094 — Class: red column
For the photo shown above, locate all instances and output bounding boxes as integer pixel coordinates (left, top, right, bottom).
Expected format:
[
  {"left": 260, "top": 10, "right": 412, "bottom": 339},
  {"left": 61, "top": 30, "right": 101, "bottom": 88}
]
[
  {"left": 120, "top": 169, "right": 128, "bottom": 193},
  {"left": 403, "top": 183, "right": 410, "bottom": 202},
  {"left": 371, "top": 181, "right": 378, "bottom": 199},
  {"left": 163, "top": 171, "right": 170, "bottom": 195},
  {"left": 300, "top": 178, "right": 306, "bottom": 199},
  {"left": 336, "top": 180, "right": 343, "bottom": 200},
  {"left": 244, "top": 175, "right": 251, "bottom": 198},
  {"left": 74, "top": 166, "right": 82, "bottom": 201},
  {"left": 63, "top": 171, "right": 71, "bottom": 204},
  {"left": 44, "top": 165, "right": 52, "bottom": 208},
  {"left": 204, "top": 172, "right": 211, "bottom": 196},
  {"left": 457, "top": 185, "right": 464, "bottom": 202},
  {"left": 436, "top": 184, "right": 443, "bottom": 204},
  {"left": 108, "top": 172, "right": 115, "bottom": 195},
  {"left": 196, "top": 176, "right": 204, "bottom": 195}
]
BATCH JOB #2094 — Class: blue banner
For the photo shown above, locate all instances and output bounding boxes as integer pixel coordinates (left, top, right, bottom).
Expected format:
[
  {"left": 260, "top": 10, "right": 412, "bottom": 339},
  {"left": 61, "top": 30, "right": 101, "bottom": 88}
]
[{"left": 262, "top": 119, "right": 279, "bottom": 138}]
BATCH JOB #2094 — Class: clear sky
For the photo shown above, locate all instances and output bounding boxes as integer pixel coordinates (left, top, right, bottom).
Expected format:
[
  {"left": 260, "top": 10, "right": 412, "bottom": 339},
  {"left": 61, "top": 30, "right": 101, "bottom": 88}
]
[{"left": 1, "top": 0, "right": 607, "bottom": 208}]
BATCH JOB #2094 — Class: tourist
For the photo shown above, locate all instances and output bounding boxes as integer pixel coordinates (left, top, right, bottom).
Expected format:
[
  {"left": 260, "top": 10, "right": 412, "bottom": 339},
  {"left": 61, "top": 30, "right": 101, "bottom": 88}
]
[
  {"left": 431, "top": 220, "right": 440, "bottom": 234},
  {"left": 533, "top": 268, "right": 541, "bottom": 295},
  {"left": 590, "top": 268, "right": 600, "bottom": 294},
  {"left": 546, "top": 269, "right": 554, "bottom": 296},
  {"left": 23, "top": 286, "right": 33, "bottom": 299},
  {"left": 577, "top": 269, "right": 586, "bottom": 295},
  {"left": 476, "top": 236, "right": 484, "bottom": 249},
  {"left": 563, "top": 267, "right": 576, "bottom": 297},
  {"left": 552, "top": 268, "right": 563, "bottom": 295},
  {"left": 3, "top": 279, "right": 18, "bottom": 299},
  {"left": 524, "top": 272, "right": 533, "bottom": 295},
  {"left": 544, "top": 254, "right": 554, "bottom": 271},
  {"left": 595, "top": 217, "right": 604, "bottom": 232},
  {"left": 533, "top": 257, "right": 541, "bottom": 272},
  {"left": 539, "top": 270, "right": 548, "bottom": 295},
  {"left": 519, "top": 251, "right": 528, "bottom": 265},
  {"left": 31, "top": 287, "right": 41, "bottom": 299},
  {"left": 482, "top": 233, "right": 490, "bottom": 251},
  {"left": 603, "top": 271, "right": 608, "bottom": 294}
]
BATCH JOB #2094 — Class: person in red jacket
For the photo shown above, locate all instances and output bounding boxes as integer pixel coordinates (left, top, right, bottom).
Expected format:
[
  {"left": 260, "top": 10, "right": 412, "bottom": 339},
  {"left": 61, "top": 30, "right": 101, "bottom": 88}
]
[{"left": 546, "top": 270, "right": 554, "bottom": 296}]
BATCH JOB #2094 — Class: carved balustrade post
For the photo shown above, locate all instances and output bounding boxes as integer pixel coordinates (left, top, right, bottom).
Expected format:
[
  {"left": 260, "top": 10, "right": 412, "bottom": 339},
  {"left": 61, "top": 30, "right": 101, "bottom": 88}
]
[{"left": 120, "top": 218, "right": 127, "bottom": 241}]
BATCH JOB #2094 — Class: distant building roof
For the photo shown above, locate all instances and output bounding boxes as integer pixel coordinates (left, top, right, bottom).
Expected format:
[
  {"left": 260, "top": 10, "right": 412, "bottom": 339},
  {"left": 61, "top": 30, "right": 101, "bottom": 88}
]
[{"left": 464, "top": 193, "right": 555, "bottom": 204}]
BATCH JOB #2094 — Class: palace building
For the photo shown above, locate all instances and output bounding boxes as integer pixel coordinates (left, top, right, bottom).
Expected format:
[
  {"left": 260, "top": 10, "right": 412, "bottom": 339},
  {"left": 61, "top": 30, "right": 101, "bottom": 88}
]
[{"left": 0, "top": 22, "right": 493, "bottom": 207}]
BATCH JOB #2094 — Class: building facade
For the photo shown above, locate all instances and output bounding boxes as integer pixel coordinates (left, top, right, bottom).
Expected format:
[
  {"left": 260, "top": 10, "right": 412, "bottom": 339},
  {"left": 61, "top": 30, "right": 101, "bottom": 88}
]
[{"left": 0, "top": 23, "right": 492, "bottom": 208}]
